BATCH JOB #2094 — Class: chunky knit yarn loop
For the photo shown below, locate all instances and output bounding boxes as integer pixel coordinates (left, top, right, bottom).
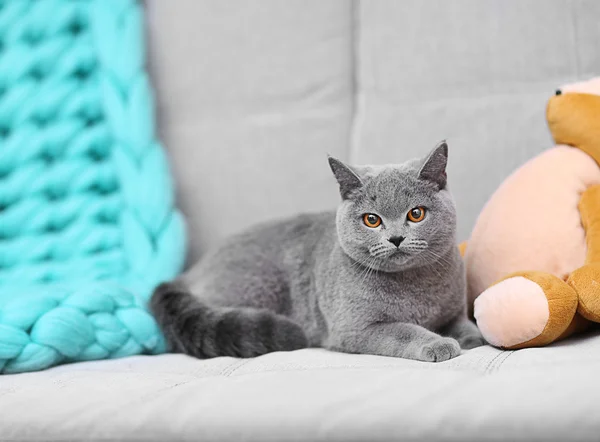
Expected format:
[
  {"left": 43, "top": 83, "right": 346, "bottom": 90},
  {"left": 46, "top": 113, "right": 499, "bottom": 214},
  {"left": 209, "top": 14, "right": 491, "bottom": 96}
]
[{"left": 0, "top": 0, "right": 186, "bottom": 374}]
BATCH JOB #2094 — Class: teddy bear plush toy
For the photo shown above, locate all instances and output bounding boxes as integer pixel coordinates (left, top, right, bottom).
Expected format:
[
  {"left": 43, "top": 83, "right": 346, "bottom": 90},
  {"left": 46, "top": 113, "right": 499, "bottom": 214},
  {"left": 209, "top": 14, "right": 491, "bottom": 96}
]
[{"left": 464, "top": 77, "right": 600, "bottom": 349}]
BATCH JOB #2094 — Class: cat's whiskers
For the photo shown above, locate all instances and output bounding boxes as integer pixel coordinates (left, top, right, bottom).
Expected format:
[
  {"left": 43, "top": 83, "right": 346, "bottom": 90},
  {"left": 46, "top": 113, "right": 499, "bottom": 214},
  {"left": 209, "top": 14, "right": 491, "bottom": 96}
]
[
  {"left": 365, "top": 238, "right": 450, "bottom": 276},
  {"left": 349, "top": 253, "right": 378, "bottom": 273},
  {"left": 412, "top": 250, "right": 444, "bottom": 280},
  {"left": 403, "top": 239, "right": 428, "bottom": 253},
  {"left": 368, "top": 244, "right": 389, "bottom": 256},
  {"left": 374, "top": 249, "right": 395, "bottom": 259},
  {"left": 348, "top": 252, "right": 380, "bottom": 283},
  {"left": 429, "top": 258, "right": 445, "bottom": 280},
  {"left": 406, "top": 243, "right": 453, "bottom": 280},
  {"left": 351, "top": 261, "right": 371, "bottom": 282},
  {"left": 361, "top": 256, "right": 379, "bottom": 285},
  {"left": 431, "top": 250, "right": 455, "bottom": 269},
  {"left": 421, "top": 248, "right": 455, "bottom": 274},
  {"left": 357, "top": 258, "right": 373, "bottom": 283}
]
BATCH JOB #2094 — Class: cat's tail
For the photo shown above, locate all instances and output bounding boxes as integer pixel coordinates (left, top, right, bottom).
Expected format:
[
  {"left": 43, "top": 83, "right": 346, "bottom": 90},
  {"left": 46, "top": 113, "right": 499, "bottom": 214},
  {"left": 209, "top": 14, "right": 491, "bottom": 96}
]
[{"left": 150, "top": 281, "right": 309, "bottom": 358}]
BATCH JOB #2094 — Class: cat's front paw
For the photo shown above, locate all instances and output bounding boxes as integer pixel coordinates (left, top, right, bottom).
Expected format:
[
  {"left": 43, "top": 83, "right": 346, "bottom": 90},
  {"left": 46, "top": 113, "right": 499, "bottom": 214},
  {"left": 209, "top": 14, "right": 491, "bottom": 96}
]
[{"left": 411, "top": 337, "right": 461, "bottom": 362}]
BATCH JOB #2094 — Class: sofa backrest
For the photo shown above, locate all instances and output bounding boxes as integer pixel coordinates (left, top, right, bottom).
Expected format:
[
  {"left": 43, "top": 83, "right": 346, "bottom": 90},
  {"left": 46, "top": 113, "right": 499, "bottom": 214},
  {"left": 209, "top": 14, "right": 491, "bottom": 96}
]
[{"left": 147, "top": 0, "right": 600, "bottom": 265}]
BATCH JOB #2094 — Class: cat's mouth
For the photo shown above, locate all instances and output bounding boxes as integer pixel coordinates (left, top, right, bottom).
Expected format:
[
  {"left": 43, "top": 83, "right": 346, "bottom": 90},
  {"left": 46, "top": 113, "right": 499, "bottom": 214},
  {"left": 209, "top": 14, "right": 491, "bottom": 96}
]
[
  {"left": 385, "top": 249, "right": 403, "bottom": 257},
  {"left": 371, "top": 248, "right": 411, "bottom": 261},
  {"left": 379, "top": 248, "right": 426, "bottom": 265},
  {"left": 366, "top": 249, "right": 413, "bottom": 272},
  {"left": 367, "top": 244, "right": 427, "bottom": 270},
  {"left": 389, "top": 249, "right": 413, "bottom": 260}
]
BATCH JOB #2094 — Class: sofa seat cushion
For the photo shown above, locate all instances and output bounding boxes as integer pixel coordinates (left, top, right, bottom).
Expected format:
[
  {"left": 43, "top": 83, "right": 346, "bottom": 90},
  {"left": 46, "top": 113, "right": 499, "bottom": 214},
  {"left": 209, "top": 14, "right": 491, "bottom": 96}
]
[{"left": 3, "top": 332, "right": 600, "bottom": 441}]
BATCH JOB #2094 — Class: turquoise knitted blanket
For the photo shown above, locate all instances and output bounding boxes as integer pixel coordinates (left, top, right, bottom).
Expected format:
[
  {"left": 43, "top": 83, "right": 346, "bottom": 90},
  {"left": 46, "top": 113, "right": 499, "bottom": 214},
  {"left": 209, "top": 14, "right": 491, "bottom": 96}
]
[{"left": 0, "top": 0, "right": 186, "bottom": 373}]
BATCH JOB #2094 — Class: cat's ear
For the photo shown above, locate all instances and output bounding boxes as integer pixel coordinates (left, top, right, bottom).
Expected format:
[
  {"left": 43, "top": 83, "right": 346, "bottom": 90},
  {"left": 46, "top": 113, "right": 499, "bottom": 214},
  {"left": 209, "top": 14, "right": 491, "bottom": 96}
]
[
  {"left": 328, "top": 156, "right": 364, "bottom": 199},
  {"left": 418, "top": 141, "right": 448, "bottom": 189}
]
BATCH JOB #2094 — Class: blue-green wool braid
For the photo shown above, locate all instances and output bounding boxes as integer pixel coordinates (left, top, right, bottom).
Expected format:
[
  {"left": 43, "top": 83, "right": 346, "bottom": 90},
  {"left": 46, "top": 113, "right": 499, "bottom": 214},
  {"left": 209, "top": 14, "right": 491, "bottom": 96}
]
[{"left": 0, "top": 0, "right": 186, "bottom": 374}]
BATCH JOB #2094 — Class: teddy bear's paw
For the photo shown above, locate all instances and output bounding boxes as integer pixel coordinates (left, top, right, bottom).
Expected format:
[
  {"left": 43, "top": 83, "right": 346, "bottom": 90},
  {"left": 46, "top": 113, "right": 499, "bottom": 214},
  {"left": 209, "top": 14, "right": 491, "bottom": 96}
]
[
  {"left": 568, "top": 264, "right": 600, "bottom": 323},
  {"left": 474, "top": 273, "right": 577, "bottom": 349}
]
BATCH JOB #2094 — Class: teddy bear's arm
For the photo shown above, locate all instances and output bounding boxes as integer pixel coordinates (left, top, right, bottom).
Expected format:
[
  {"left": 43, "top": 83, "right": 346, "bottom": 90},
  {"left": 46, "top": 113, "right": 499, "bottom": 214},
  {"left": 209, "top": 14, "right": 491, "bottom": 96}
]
[{"left": 567, "top": 184, "right": 600, "bottom": 322}]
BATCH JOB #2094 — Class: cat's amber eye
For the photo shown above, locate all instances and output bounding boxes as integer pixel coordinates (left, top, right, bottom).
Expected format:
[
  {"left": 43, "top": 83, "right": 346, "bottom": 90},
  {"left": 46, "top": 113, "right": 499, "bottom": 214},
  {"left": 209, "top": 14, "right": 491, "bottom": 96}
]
[
  {"left": 407, "top": 207, "right": 426, "bottom": 223},
  {"left": 363, "top": 213, "right": 382, "bottom": 228}
]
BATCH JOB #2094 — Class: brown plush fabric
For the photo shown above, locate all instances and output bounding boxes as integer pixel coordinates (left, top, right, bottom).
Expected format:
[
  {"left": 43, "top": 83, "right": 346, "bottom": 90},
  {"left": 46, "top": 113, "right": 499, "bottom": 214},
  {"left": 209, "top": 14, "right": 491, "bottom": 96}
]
[
  {"left": 569, "top": 265, "right": 600, "bottom": 323},
  {"left": 556, "top": 312, "right": 590, "bottom": 341},
  {"left": 547, "top": 93, "right": 600, "bottom": 166},
  {"left": 579, "top": 185, "right": 600, "bottom": 266},
  {"left": 501, "top": 271, "right": 579, "bottom": 349},
  {"left": 567, "top": 185, "right": 600, "bottom": 322}
]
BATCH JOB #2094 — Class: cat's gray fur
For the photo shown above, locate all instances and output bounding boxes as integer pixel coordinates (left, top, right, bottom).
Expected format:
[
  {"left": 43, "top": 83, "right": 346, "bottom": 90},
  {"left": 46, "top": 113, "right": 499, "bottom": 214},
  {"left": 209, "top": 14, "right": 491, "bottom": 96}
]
[{"left": 151, "top": 141, "right": 485, "bottom": 362}]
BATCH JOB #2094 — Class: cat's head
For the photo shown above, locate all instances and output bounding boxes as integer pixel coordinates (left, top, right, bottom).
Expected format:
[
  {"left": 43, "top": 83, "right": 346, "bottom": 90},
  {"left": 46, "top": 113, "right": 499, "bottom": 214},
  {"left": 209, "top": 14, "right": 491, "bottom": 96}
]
[{"left": 329, "top": 141, "right": 456, "bottom": 272}]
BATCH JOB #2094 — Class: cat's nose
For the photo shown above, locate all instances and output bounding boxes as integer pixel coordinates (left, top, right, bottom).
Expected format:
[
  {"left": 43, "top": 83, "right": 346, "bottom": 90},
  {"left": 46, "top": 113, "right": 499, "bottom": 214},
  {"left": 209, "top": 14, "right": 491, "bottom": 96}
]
[{"left": 388, "top": 236, "right": 404, "bottom": 247}]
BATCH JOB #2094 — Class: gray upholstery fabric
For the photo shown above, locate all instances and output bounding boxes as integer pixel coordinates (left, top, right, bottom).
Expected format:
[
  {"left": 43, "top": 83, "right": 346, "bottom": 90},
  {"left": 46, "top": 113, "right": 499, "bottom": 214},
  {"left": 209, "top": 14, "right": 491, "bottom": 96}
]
[
  {"left": 3, "top": 333, "right": 600, "bottom": 441},
  {"left": 147, "top": 0, "right": 353, "bottom": 264}
]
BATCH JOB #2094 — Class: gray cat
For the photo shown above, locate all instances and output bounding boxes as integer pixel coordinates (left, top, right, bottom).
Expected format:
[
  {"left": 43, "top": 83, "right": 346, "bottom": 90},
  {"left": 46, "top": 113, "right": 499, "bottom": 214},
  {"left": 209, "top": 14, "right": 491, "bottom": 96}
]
[{"left": 151, "top": 141, "right": 485, "bottom": 362}]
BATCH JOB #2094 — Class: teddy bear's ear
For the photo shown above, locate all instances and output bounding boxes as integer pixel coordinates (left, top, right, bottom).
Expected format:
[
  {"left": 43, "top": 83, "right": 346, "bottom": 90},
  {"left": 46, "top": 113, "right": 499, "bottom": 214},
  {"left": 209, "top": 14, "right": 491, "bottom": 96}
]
[{"left": 418, "top": 141, "right": 448, "bottom": 189}]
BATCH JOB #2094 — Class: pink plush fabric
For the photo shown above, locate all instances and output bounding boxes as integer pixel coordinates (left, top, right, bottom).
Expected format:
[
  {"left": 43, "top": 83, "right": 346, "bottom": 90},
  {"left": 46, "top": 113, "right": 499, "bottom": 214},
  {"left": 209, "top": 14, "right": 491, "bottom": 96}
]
[
  {"left": 466, "top": 146, "right": 600, "bottom": 305},
  {"left": 474, "top": 276, "right": 550, "bottom": 347}
]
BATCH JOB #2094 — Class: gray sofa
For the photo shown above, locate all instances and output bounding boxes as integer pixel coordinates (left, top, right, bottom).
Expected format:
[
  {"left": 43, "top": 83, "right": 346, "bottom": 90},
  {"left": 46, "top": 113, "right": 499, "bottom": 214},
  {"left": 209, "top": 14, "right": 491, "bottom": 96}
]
[{"left": 3, "top": 1, "right": 600, "bottom": 440}]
